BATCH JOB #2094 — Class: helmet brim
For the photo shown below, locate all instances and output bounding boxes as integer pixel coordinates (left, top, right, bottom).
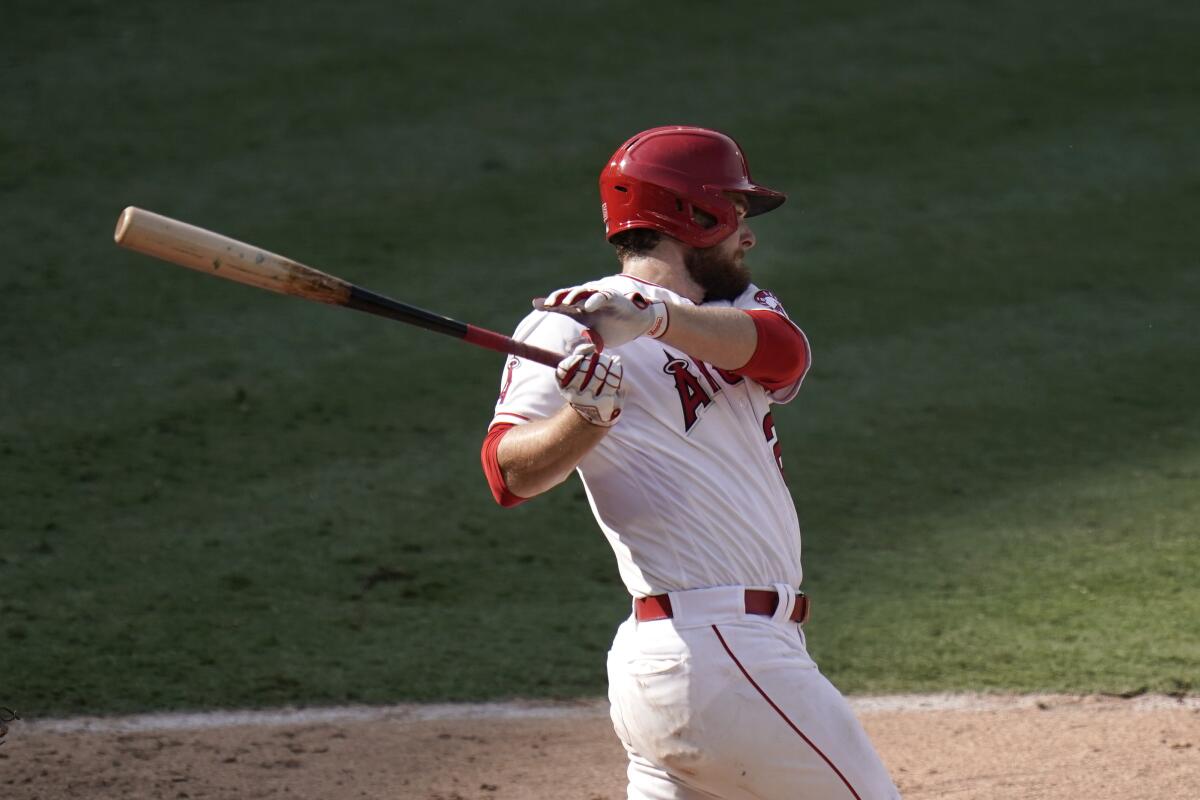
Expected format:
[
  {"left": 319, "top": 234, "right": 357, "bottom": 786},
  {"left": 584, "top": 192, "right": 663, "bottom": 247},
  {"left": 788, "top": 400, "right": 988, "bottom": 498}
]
[{"left": 744, "top": 186, "right": 787, "bottom": 217}]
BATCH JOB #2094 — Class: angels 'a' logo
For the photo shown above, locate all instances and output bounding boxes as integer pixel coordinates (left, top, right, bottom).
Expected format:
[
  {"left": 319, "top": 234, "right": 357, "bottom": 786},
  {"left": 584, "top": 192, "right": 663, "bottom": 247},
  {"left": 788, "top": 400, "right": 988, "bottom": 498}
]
[
  {"left": 662, "top": 350, "right": 713, "bottom": 432},
  {"left": 754, "top": 289, "right": 789, "bottom": 318},
  {"left": 498, "top": 357, "right": 520, "bottom": 402}
]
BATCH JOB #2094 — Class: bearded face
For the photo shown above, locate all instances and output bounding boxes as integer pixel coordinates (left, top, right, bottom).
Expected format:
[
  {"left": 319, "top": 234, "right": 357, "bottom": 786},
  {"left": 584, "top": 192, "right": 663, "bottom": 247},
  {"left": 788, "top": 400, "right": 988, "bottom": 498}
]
[{"left": 684, "top": 243, "right": 752, "bottom": 303}]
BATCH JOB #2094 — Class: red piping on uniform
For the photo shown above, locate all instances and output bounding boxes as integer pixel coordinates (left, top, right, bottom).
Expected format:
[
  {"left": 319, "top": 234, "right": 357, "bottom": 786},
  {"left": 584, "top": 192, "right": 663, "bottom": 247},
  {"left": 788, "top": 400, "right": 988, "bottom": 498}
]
[
  {"left": 711, "top": 624, "right": 864, "bottom": 800},
  {"left": 623, "top": 275, "right": 670, "bottom": 291},
  {"left": 481, "top": 423, "right": 527, "bottom": 508},
  {"left": 732, "top": 310, "right": 810, "bottom": 391},
  {"left": 491, "top": 413, "right": 531, "bottom": 427}
]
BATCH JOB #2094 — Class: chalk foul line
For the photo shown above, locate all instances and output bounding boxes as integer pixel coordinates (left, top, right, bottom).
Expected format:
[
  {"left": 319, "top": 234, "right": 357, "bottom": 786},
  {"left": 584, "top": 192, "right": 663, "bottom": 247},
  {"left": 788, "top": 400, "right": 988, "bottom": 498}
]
[{"left": 20, "top": 693, "right": 1200, "bottom": 736}]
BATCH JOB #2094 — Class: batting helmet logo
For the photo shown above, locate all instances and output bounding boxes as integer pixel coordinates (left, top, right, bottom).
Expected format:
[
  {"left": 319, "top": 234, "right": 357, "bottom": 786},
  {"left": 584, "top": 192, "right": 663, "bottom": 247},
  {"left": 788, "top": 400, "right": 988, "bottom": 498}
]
[{"left": 599, "top": 126, "right": 786, "bottom": 249}]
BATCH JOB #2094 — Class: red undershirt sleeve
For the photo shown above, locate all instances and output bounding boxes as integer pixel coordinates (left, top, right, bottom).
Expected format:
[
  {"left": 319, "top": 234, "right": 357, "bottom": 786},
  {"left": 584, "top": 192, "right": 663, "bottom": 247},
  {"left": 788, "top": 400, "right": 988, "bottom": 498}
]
[
  {"left": 732, "top": 310, "right": 811, "bottom": 391},
  {"left": 481, "top": 423, "right": 528, "bottom": 508}
]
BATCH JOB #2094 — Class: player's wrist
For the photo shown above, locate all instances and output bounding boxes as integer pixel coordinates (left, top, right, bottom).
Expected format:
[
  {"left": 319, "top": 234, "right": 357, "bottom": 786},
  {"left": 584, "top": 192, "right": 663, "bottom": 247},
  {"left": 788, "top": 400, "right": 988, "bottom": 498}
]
[
  {"left": 627, "top": 292, "right": 670, "bottom": 340},
  {"left": 644, "top": 300, "right": 669, "bottom": 340},
  {"left": 566, "top": 401, "right": 622, "bottom": 427}
]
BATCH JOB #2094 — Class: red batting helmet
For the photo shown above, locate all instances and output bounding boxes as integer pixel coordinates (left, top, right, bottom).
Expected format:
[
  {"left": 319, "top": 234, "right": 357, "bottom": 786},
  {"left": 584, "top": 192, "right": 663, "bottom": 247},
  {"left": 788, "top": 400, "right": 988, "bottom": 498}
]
[{"left": 599, "top": 126, "right": 786, "bottom": 249}]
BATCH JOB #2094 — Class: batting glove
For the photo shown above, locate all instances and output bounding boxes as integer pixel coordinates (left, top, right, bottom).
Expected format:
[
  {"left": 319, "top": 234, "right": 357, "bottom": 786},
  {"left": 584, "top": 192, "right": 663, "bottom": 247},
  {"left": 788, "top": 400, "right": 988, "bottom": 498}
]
[
  {"left": 535, "top": 286, "right": 669, "bottom": 350},
  {"left": 556, "top": 342, "right": 624, "bottom": 427}
]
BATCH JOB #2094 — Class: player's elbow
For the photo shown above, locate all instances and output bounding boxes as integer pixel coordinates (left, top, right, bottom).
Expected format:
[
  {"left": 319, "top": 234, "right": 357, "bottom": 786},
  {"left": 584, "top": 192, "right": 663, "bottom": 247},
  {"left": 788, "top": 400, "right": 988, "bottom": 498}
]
[
  {"left": 735, "top": 310, "right": 811, "bottom": 390},
  {"left": 481, "top": 424, "right": 529, "bottom": 508}
]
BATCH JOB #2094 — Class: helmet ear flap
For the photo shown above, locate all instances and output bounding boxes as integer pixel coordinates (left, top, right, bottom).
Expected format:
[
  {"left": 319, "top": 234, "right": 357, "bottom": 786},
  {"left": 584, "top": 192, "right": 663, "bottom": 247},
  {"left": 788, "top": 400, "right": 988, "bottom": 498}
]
[{"left": 604, "top": 180, "right": 736, "bottom": 249}]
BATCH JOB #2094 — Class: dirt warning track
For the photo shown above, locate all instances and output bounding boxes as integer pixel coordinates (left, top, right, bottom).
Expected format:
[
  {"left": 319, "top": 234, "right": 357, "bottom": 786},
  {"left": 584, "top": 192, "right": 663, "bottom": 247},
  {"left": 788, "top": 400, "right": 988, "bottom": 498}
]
[{"left": 3, "top": 694, "right": 1197, "bottom": 799}]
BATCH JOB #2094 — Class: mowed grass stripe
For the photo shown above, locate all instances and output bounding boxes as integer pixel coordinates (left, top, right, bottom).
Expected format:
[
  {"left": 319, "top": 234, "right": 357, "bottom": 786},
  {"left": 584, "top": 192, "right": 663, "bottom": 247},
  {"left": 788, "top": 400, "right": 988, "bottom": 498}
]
[{"left": 3, "top": 0, "right": 1199, "bottom": 714}]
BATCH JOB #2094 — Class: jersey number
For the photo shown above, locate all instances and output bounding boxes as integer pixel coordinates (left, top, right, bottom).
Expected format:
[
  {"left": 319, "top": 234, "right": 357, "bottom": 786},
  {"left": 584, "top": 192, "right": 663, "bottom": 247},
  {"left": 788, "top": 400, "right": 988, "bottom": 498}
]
[{"left": 763, "top": 412, "right": 783, "bottom": 474}]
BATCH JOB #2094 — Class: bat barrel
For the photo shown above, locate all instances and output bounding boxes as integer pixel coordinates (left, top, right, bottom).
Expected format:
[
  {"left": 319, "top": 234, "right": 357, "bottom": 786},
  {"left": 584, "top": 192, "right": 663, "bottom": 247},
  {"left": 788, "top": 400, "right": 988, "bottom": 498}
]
[
  {"left": 114, "top": 206, "right": 564, "bottom": 369},
  {"left": 114, "top": 206, "right": 352, "bottom": 305}
]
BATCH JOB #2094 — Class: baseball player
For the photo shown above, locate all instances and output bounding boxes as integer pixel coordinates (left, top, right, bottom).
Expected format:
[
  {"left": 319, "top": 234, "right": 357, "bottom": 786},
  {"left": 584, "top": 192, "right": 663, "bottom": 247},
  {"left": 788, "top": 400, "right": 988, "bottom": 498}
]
[{"left": 481, "top": 126, "right": 900, "bottom": 799}]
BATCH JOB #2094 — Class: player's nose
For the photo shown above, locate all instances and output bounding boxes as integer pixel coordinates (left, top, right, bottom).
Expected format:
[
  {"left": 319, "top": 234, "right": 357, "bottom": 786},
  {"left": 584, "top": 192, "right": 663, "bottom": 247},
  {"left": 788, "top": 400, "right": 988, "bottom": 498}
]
[{"left": 740, "top": 222, "right": 756, "bottom": 251}]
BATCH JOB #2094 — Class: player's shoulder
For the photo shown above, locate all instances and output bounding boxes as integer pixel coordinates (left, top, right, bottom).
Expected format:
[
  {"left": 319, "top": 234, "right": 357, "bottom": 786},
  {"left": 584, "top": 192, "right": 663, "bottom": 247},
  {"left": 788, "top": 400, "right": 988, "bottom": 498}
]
[
  {"left": 511, "top": 274, "right": 647, "bottom": 343},
  {"left": 511, "top": 275, "right": 616, "bottom": 339},
  {"left": 599, "top": 273, "right": 693, "bottom": 305},
  {"left": 730, "top": 283, "right": 793, "bottom": 319},
  {"left": 512, "top": 306, "right": 579, "bottom": 343}
]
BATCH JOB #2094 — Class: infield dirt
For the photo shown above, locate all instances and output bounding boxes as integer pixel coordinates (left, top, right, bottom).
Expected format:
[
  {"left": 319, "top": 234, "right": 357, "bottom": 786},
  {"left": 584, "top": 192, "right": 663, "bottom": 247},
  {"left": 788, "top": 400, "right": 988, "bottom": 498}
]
[{"left": 4, "top": 695, "right": 1197, "bottom": 799}]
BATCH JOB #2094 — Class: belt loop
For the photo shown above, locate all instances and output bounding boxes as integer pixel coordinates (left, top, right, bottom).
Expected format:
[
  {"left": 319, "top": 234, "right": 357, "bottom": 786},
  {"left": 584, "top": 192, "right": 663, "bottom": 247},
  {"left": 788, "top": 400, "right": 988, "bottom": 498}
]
[{"left": 771, "top": 582, "right": 795, "bottom": 623}]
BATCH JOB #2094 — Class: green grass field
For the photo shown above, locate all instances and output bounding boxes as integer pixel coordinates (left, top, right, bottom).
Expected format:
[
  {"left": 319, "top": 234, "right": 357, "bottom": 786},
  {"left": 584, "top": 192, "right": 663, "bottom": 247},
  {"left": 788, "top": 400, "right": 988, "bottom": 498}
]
[{"left": 2, "top": 1, "right": 1198, "bottom": 716}]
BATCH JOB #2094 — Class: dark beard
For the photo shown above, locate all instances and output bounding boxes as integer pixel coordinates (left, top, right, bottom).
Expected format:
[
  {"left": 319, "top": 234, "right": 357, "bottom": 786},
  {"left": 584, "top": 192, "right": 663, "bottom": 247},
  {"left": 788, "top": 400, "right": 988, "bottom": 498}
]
[{"left": 684, "top": 245, "right": 751, "bottom": 302}]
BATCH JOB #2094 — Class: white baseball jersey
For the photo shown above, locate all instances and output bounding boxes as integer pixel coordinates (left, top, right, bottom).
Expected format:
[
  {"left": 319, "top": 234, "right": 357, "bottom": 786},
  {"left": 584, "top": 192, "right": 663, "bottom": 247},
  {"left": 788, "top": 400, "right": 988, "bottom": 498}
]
[{"left": 491, "top": 274, "right": 810, "bottom": 597}]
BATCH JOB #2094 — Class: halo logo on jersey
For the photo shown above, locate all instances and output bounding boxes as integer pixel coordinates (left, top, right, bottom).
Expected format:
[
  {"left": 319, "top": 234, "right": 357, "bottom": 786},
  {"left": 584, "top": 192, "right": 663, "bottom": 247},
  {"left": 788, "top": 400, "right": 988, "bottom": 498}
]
[{"left": 754, "top": 289, "right": 789, "bottom": 317}]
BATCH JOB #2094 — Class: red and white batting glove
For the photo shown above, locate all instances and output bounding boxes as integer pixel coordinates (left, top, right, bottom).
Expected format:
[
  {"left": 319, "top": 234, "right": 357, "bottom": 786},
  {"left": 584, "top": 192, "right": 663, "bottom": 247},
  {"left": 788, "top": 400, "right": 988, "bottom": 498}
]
[
  {"left": 556, "top": 342, "right": 624, "bottom": 427},
  {"left": 535, "top": 286, "right": 669, "bottom": 350}
]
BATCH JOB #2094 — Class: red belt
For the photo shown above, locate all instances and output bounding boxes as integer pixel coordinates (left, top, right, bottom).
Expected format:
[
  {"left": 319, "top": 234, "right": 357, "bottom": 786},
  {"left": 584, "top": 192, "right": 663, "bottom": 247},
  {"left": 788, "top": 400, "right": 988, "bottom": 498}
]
[{"left": 634, "top": 590, "right": 810, "bottom": 624}]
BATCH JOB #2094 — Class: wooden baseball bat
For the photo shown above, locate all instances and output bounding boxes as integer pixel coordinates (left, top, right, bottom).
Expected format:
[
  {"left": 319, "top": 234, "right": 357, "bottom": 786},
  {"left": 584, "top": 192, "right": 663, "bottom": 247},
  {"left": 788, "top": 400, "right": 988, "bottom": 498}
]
[{"left": 113, "top": 207, "right": 564, "bottom": 368}]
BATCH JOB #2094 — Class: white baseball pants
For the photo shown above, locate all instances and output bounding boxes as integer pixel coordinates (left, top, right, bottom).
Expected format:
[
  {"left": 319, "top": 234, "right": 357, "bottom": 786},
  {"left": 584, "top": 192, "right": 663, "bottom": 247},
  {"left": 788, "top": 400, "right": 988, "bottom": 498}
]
[{"left": 607, "top": 585, "right": 901, "bottom": 799}]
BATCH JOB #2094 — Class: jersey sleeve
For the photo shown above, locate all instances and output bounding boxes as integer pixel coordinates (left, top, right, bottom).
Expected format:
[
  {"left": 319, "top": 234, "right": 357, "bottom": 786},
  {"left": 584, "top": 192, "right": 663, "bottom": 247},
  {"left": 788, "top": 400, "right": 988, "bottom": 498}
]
[
  {"left": 491, "top": 310, "right": 585, "bottom": 427},
  {"left": 733, "top": 285, "right": 811, "bottom": 405}
]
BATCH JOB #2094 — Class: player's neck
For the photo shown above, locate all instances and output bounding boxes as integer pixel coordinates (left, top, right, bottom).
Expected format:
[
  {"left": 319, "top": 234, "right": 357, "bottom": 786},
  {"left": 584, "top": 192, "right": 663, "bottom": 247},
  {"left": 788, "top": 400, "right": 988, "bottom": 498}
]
[{"left": 620, "top": 249, "right": 704, "bottom": 304}]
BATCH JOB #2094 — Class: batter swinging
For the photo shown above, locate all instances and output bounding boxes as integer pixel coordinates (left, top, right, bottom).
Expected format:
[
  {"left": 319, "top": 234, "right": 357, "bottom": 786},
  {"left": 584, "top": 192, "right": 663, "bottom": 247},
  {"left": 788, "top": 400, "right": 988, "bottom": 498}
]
[{"left": 481, "top": 126, "right": 900, "bottom": 799}]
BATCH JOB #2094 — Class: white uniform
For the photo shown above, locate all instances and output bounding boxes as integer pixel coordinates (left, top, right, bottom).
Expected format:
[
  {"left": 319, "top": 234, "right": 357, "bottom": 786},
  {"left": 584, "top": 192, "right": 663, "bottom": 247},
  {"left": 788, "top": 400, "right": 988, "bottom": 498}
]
[{"left": 492, "top": 274, "right": 900, "bottom": 800}]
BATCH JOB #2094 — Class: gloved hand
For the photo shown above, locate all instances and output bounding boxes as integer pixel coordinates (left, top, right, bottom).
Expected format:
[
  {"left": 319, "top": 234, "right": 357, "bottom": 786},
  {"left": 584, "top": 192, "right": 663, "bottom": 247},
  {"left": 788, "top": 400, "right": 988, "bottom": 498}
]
[
  {"left": 535, "top": 286, "right": 669, "bottom": 350},
  {"left": 556, "top": 342, "right": 624, "bottom": 427}
]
